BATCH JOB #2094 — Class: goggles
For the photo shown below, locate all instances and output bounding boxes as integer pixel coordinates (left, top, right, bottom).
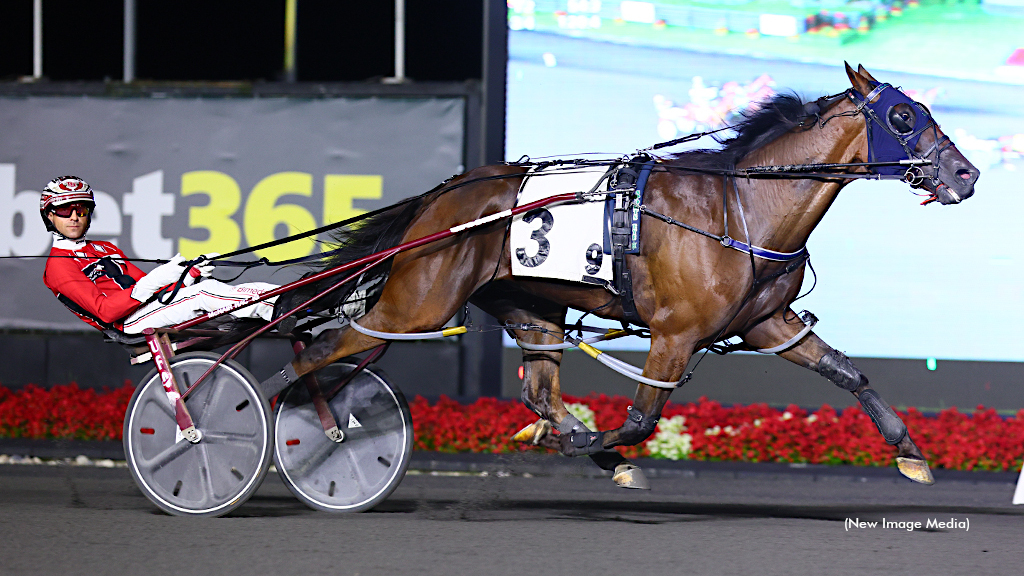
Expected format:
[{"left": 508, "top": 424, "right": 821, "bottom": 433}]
[{"left": 51, "top": 202, "right": 93, "bottom": 218}]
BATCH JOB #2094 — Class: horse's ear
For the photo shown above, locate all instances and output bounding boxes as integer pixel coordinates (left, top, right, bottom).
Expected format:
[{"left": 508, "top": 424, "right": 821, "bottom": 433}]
[
  {"left": 845, "top": 61, "right": 876, "bottom": 101},
  {"left": 844, "top": 61, "right": 859, "bottom": 84},
  {"left": 857, "top": 64, "right": 879, "bottom": 83}
]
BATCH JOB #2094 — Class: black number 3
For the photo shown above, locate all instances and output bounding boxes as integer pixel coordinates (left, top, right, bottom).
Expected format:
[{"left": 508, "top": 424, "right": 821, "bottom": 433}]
[{"left": 515, "top": 208, "right": 554, "bottom": 268}]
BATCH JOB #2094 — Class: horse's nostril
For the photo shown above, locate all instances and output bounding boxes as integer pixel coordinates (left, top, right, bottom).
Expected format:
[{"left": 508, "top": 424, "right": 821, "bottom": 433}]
[{"left": 956, "top": 169, "right": 972, "bottom": 180}]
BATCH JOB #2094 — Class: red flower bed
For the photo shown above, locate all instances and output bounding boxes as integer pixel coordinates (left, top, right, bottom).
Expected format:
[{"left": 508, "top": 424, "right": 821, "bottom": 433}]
[
  {"left": 0, "top": 383, "right": 134, "bottom": 441},
  {"left": 1, "top": 384, "right": 1021, "bottom": 472},
  {"left": 411, "top": 393, "right": 1024, "bottom": 473}
]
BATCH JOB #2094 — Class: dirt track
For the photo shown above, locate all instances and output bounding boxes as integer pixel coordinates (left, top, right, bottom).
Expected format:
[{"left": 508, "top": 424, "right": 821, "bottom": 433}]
[{"left": 1, "top": 457, "right": 1020, "bottom": 576}]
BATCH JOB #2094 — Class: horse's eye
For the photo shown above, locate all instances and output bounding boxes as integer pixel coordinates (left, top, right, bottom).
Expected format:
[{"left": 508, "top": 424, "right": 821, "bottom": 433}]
[{"left": 887, "top": 103, "right": 917, "bottom": 135}]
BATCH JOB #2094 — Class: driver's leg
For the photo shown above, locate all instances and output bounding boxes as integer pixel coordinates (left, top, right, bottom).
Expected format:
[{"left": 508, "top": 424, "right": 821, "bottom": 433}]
[{"left": 122, "top": 280, "right": 278, "bottom": 333}]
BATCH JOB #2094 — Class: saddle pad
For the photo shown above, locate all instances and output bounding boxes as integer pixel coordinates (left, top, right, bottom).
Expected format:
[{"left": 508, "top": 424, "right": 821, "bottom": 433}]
[{"left": 510, "top": 165, "right": 614, "bottom": 286}]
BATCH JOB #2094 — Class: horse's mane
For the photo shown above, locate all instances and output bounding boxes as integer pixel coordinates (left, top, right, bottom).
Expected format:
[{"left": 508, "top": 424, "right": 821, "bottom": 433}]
[{"left": 664, "top": 93, "right": 810, "bottom": 170}]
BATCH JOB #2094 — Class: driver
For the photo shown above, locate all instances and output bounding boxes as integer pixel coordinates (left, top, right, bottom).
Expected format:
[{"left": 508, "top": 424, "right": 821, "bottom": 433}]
[{"left": 41, "top": 175, "right": 278, "bottom": 334}]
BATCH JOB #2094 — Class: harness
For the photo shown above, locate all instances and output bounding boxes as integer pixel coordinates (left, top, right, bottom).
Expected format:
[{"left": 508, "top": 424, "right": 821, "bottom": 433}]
[
  {"left": 498, "top": 83, "right": 951, "bottom": 387},
  {"left": 597, "top": 158, "right": 810, "bottom": 327},
  {"left": 603, "top": 157, "right": 655, "bottom": 325}
]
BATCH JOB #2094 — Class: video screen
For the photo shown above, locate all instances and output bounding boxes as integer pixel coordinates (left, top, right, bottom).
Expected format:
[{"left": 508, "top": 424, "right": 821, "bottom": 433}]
[{"left": 505, "top": 0, "right": 1024, "bottom": 362}]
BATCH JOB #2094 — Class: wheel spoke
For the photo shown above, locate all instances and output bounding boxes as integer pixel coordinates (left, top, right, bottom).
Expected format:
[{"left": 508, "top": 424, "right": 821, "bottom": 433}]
[
  {"left": 337, "top": 392, "right": 399, "bottom": 439},
  {"left": 286, "top": 434, "right": 337, "bottom": 479},
  {"left": 343, "top": 445, "right": 372, "bottom": 499},
  {"left": 138, "top": 437, "right": 194, "bottom": 473},
  {"left": 185, "top": 374, "right": 218, "bottom": 425},
  {"left": 204, "top": 372, "right": 231, "bottom": 412},
  {"left": 144, "top": 393, "right": 176, "bottom": 420},
  {"left": 202, "top": 429, "right": 263, "bottom": 445},
  {"left": 196, "top": 442, "right": 218, "bottom": 507}
]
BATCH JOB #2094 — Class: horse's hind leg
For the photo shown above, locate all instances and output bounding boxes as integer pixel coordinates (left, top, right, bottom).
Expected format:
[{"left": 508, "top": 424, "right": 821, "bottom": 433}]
[
  {"left": 473, "top": 290, "right": 648, "bottom": 488},
  {"left": 743, "top": 308, "right": 935, "bottom": 485}
]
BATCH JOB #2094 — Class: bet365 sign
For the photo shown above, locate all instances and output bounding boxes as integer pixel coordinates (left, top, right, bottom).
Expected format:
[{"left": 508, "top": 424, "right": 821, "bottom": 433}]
[{"left": 0, "top": 164, "right": 382, "bottom": 260}]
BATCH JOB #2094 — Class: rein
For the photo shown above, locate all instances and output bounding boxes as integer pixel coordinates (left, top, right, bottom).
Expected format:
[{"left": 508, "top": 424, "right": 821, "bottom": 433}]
[{"left": 13, "top": 86, "right": 939, "bottom": 311}]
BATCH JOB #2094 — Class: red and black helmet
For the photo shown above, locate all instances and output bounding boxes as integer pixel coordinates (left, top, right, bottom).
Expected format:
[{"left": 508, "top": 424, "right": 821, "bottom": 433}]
[{"left": 40, "top": 176, "right": 96, "bottom": 232}]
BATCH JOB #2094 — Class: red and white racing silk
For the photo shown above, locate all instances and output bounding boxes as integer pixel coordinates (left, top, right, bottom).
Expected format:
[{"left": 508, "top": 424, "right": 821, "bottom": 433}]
[
  {"left": 43, "top": 237, "right": 148, "bottom": 331},
  {"left": 44, "top": 236, "right": 277, "bottom": 333}
]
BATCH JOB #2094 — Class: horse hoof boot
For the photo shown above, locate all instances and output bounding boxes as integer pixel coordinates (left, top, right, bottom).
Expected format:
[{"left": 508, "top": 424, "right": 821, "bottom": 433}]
[
  {"left": 512, "top": 419, "right": 551, "bottom": 445},
  {"left": 612, "top": 463, "right": 650, "bottom": 490},
  {"left": 896, "top": 457, "right": 935, "bottom": 485}
]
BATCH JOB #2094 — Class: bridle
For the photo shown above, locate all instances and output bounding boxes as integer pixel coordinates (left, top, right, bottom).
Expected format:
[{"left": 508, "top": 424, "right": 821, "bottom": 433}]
[{"left": 814, "top": 83, "right": 957, "bottom": 203}]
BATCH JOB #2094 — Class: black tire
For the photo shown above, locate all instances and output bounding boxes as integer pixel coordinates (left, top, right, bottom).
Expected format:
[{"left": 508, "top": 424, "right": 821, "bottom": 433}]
[
  {"left": 273, "top": 361, "right": 413, "bottom": 512},
  {"left": 123, "top": 352, "right": 273, "bottom": 517}
]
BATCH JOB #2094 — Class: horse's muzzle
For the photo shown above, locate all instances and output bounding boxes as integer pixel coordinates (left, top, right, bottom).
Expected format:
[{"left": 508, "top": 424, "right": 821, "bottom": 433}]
[{"left": 931, "top": 151, "right": 980, "bottom": 205}]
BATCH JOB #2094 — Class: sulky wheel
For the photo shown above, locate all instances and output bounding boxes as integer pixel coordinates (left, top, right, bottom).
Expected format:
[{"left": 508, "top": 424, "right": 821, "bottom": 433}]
[
  {"left": 273, "top": 361, "right": 412, "bottom": 512},
  {"left": 123, "top": 352, "right": 273, "bottom": 517}
]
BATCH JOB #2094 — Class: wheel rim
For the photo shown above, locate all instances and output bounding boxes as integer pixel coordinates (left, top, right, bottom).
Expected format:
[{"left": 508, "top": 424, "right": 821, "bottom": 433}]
[
  {"left": 125, "top": 355, "right": 270, "bottom": 516},
  {"left": 274, "top": 363, "right": 410, "bottom": 511}
]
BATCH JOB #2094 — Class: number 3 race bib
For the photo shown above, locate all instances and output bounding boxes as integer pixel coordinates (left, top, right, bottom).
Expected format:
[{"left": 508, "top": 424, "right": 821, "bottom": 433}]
[{"left": 510, "top": 165, "right": 613, "bottom": 286}]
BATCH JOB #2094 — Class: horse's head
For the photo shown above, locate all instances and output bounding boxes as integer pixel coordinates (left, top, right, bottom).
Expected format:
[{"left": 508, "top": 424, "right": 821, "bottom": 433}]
[{"left": 845, "top": 63, "right": 979, "bottom": 205}]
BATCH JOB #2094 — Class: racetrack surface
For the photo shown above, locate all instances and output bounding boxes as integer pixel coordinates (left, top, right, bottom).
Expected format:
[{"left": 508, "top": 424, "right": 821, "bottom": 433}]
[{"left": 1, "top": 458, "right": 1019, "bottom": 576}]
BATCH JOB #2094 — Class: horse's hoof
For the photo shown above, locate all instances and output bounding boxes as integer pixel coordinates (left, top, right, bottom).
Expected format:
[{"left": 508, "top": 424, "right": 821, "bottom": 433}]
[
  {"left": 896, "top": 457, "right": 935, "bottom": 485},
  {"left": 612, "top": 463, "right": 650, "bottom": 490},
  {"left": 512, "top": 419, "right": 551, "bottom": 445}
]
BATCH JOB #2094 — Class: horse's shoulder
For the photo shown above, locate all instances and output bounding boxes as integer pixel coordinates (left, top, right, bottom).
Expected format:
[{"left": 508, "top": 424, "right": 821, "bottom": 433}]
[{"left": 648, "top": 170, "right": 718, "bottom": 208}]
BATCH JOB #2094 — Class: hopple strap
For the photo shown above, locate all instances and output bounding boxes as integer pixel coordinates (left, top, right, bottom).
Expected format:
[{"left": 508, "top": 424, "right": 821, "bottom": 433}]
[{"left": 259, "top": 363, "right": 299, "bottom": 399}]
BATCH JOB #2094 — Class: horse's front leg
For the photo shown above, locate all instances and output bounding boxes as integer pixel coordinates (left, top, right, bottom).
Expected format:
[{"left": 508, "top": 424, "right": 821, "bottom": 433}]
[
  {"left": 743, "top": 308, "right": 935, "bottom": 485},
  {"left": 558, "top": 332, "right": 691, "bottom": 459}
]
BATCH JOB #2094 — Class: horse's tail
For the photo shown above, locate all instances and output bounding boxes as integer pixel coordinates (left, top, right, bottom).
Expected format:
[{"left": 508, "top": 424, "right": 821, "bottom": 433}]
[{"left": 274, "top": 195, "right": 427, "bottom": 322}]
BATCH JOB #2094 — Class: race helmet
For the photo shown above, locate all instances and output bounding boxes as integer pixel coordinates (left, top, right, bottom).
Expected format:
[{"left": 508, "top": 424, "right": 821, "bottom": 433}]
[{"left": 40, "top": 175, "right": 96, "bottom": 233}]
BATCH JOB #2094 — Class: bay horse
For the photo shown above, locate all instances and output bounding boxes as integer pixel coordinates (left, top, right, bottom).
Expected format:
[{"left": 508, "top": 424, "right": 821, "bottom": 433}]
[{"left": 264, "top": 64, "right": 979, "bottom": 488}]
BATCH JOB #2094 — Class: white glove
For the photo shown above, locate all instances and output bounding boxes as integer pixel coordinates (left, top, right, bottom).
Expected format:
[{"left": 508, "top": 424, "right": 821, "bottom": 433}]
[
  {"left": 131, "top": 253, "right": 187, "bottom": 302},
  {"left": 196, "top": 253, "right": 219, "bottom": 277},
  {"left": 183, "top": 253, "right": 219, "bottom": 286}
]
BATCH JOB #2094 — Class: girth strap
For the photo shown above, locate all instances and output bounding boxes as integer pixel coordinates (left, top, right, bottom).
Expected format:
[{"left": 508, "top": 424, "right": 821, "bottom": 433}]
[{"left": 605, "top": 159, "right": 655, "bottom": 327}]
